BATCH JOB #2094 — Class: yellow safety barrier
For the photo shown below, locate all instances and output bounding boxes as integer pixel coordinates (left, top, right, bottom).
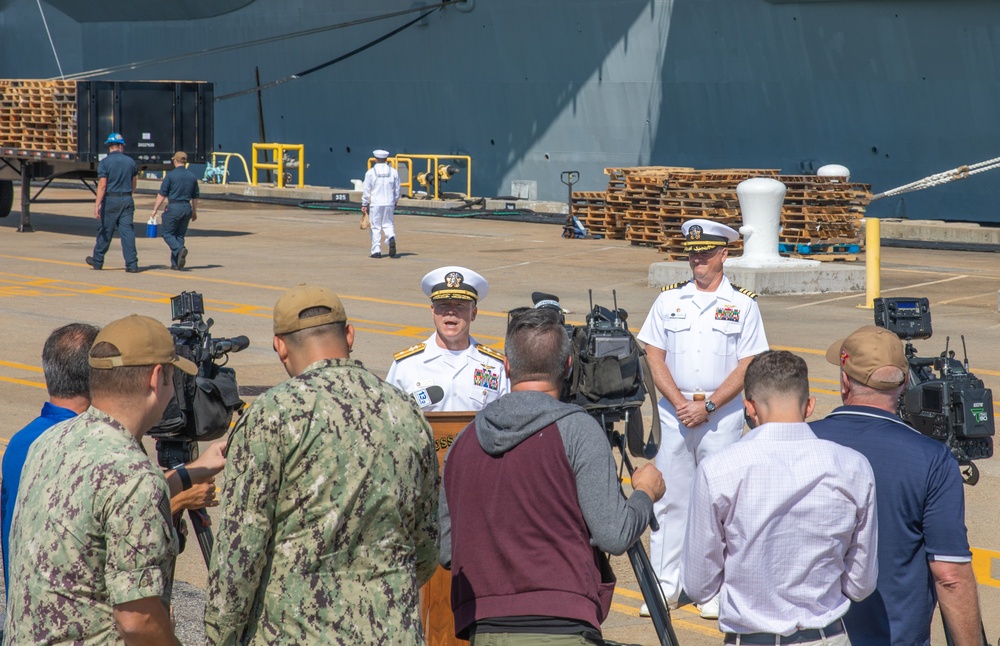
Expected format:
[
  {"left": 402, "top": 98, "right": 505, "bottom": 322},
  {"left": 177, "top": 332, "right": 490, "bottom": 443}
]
[
  {"left": 860, "top": 217, "right": 880, "bottom": 310},
  {"left": 368, "top": 154, "right": 472, "bottom": 200},
  {"left": 208, "top": 152, "right": 250, "bottom": 185},
  {"left": 252, "top": 143, "right": 305, "bottom": 188}
]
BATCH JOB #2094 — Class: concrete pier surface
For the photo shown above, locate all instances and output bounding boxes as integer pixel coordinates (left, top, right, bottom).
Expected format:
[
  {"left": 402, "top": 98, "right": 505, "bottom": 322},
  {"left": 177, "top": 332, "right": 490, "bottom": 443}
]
[{"left": 2, "top": 188, "right": 999, "bottom": 645}]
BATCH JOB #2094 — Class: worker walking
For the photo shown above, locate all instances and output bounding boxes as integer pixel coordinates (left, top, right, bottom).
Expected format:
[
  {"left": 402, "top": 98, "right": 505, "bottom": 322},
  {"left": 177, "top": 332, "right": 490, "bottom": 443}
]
[
  {"left": 361, "top": 149, "right": 401, "bottom": 259},
  {"left": 151, "top": 151, "right": 200, "bottom": 270},
  {"left": 87, "top": 133, "right": 139, "bottom": 273}
]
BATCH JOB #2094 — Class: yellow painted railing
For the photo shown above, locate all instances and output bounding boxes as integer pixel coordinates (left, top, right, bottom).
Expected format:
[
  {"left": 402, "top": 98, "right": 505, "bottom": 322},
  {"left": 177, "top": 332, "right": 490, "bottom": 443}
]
[
  {"left": 368, "top": 154, "right": 472, "bottom": 200},
  {"left": 209, "top": 152, "right": 250, "bottom": 185},
  {"left": 253, "top": 143, "right": 305, "bottom": 188}
]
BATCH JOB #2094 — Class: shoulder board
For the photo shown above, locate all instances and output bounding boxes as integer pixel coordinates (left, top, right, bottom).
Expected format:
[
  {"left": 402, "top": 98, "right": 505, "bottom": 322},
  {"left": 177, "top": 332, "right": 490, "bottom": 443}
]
[
  {"left": 730, "top": 283, "right": 759, "bottom": 300},
  {"left": 475, "top": 344, "right": 505, "bottom": 362},
  {"left": 660, "top": 280, "right": 690, "bottom": 292},
  {"left": 393, "top": 343, "right": 426, "bottom": 362}
]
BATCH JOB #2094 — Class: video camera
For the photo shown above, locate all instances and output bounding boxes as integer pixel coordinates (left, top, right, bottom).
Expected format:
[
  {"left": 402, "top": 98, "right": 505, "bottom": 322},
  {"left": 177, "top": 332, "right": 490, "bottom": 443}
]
[
  {"left": 521, "top": 290, "right": 659, "bottom": 458},
  {"left": 874, "top": 297, "right": 994, "bottom": 482},
  {"left": 149, "top": 291, "right": 249, "bottom": 447}
]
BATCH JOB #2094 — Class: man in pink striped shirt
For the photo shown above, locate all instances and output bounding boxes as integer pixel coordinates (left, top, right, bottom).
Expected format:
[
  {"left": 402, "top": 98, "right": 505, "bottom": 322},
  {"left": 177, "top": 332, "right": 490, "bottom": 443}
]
[{"left": 682, "top": 350, "right": 878, "bottom": 645}]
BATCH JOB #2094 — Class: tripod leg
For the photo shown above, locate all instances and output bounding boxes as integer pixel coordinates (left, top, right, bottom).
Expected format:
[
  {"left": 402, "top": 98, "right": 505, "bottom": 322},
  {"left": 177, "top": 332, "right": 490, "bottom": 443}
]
[
  {"left": 627, "top": 542, "right": 679, "bottom": 646},
  {"left": 188, "top": 508, "right": 214, "bottom": 567}
]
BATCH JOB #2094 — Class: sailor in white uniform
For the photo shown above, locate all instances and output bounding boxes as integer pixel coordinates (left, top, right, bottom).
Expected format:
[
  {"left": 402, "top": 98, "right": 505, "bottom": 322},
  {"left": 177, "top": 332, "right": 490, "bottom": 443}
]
[
  {"left": 387, "top": 266, "right": 509, "bottom": 412},
  {"left": 636, "top": 219, "right": 769, "bottom": 619},
  {"left": 361, "top": 149, "right": 401, "bottom": 258}
]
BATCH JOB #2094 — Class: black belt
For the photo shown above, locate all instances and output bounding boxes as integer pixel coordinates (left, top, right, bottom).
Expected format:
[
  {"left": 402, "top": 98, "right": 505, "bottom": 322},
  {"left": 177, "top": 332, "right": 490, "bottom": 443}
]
[
  {"left": 106, "top": 191, "right": 132, "bottom": 197},
  {"left": 724, "top": 619, "right": 845, "bottom": 645}
]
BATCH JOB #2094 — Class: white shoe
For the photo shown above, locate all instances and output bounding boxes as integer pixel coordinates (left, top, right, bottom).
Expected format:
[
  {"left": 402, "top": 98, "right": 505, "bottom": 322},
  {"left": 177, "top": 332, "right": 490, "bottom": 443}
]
[
  {"left": 639, "top": 603, "right": 651, "bottom": 617},
  {"left": 696, "top": 595, "right": 720, "bottom": 619}
]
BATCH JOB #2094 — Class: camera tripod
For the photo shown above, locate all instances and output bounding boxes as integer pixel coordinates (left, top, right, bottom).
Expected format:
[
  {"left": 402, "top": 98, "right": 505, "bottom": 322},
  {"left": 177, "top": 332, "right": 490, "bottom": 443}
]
[
  {"left": 156, "top": 437, "right": 215, "bottom": 567},
  {"left": 594, "top": 411, "right": 679, "bottom": 646}
]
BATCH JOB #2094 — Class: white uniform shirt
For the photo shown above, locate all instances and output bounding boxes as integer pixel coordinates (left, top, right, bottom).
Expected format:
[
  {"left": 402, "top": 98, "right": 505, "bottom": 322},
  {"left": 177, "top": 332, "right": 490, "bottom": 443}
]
[
  {"left": 637, "top": 276, "right": 768, "bottom": 397},
  {"left": 682, "top": 422, "right": 879, "bottom": 635},
  {"left": 362, "top": 162, "right": 401, "bottom": 207},
  {"left": 386, "top": 333, "right": 509, "bottom": 412}
]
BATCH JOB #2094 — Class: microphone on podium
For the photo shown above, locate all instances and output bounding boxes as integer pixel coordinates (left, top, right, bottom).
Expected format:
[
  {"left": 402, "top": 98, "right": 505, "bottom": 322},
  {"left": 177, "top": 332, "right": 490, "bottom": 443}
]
[{"left": 412, "top": 385, "right": 445, "bottom": 408}]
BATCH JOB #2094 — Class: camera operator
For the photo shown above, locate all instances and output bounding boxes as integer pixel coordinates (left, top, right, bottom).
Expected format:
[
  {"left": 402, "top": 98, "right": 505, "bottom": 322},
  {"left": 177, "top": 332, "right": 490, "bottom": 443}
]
[
  {"left": 812, "top": 326, "right": 983, "bottom": 646},
  {"left": 439, "top": 307, "right": 665, "bottom": 644},
  {"left": 4, "top": 314, "right": 198, "bottom": 644},
  {"left": 2, "top": 323, "right": 225, "bottom": 594}
]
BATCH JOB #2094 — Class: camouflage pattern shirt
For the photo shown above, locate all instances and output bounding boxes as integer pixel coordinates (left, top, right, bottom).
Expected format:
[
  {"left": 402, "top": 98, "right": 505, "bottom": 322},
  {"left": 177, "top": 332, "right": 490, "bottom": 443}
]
[
  {"left": 204, "top": 358, "right": 440, "bottom": 645},
  {"left": 3, "top": 406, "right": 176, "bottom": 644}
]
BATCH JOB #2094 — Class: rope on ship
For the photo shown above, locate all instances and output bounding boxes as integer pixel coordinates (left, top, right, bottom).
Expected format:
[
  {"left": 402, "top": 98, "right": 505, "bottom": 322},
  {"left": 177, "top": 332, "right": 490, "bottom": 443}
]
[
  {"left": 215, "top": 6, "right": 438, "bottom": 102},
  {"left": 871, "top": 156, "right": 1000, "bottom": 201},
  {"left": 52, "top": 1, "right": 463, "bottom": 82}
]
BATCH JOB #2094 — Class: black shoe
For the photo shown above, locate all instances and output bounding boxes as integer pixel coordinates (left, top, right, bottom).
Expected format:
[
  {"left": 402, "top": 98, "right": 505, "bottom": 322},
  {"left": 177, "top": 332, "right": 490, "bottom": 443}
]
[
  {"left": 85, "top": 256, "right": 101, "bottom": 270},
  {"left": 125, "top": 267, "right": 141, "bottom": 273},
  {"left": 370, "top": 252, "right": 382, "bottom": 259},
  {"left": 388, "top": 237, "right": 397, "bottom": 258},
  {"left": 177, "top": 247, "right": 188, "bottom": 269}
]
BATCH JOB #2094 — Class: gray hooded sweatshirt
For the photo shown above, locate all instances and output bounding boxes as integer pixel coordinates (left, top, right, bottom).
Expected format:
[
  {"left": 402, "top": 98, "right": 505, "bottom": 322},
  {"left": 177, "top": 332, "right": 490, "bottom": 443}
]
[{"left": 439, "top": 390, "right": 653, "bottom": 567}]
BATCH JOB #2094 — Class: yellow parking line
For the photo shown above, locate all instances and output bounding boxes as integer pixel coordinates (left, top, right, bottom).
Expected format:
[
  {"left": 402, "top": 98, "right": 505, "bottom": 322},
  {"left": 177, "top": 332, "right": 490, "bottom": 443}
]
[
  {"left": 0, "top": 360, "right": 43, "bottom": 373},
  {"left": 0, "top": 376, "right": 45, "bottom": 389}
]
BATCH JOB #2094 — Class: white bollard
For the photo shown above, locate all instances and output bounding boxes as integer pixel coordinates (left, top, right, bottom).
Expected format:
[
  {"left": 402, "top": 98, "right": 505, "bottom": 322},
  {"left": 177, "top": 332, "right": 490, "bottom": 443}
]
[
  {"left": 727, "top": 177, "right": 819, "bottom": 269},
  {"left": 817, "top": 164, "right": 850, "bottom": 182}
]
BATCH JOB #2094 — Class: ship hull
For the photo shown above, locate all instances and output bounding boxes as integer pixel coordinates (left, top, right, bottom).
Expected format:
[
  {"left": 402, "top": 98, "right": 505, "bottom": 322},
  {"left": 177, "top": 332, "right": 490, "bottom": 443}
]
[{"left": 2, "top": 0, "right": 999, "bottom": 221}]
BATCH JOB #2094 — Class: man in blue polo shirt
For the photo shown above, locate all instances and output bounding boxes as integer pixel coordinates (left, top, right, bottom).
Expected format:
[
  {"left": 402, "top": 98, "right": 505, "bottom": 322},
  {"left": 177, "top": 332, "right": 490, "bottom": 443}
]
[
  {"left": 151, "top": 151, "right": 200, "bottom": 270},
  {"left": 1, "top": 323, "right": 98, "bottom": 590},
  {"left": 811, "top": 326, "right": 983, "bottom": 646},
  {"left": 87, "top": 133, "right": 140, "bottom": 273}
]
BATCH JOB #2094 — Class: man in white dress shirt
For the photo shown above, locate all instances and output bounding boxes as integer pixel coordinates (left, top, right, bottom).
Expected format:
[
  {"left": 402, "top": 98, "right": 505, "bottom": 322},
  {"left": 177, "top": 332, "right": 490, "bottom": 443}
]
[
  {"left": 682, "top": 350, "right": 878, "bottom": 645},
  {"left": 387, "top": 266, "right": 509, "bottom": 412},
  {"left": 637, "top": 218, "right": 769, "bottom": 618},
  {"left": 361, "top": 149, "right": 401, "bottom": 259}
]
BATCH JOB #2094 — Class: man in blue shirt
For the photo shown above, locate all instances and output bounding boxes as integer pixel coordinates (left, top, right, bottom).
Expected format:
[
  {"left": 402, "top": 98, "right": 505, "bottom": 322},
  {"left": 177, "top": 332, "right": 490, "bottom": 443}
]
[
  {"left": 811, "top": 326, "right": 983, "bottom": 646},
  {"left": 2, "top": 323, "right": 98, "bottom": 590},
  {"left": 151, "top": 151, "right": 200, "bottom": 270},
  {"left": 87, "top": 132, "right": 140, "bottom": 273}
]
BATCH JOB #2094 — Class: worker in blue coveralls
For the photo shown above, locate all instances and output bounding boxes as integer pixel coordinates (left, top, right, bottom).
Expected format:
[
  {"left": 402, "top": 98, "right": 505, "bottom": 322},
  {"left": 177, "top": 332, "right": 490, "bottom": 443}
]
[
  {"left": 151, "top": 151, "right": 200, "bottom": 270},
  {"left": 87, "top": 132, "right": 140, "bottom": 273}
]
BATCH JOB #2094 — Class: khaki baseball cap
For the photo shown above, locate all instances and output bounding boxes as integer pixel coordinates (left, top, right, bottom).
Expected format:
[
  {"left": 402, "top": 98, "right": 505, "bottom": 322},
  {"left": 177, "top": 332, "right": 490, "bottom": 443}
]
[
  {"left": 173, "top": 151, "right": 188, "bottom": 163},
  {"left": 273, "top": 284, "right": 347, "bottom": 335},
  {"left": 89, "top": 314, "right": 197, "bottom": 375},
  {"left": 825, "top": 325, "right": 908, "bottom": 390}
]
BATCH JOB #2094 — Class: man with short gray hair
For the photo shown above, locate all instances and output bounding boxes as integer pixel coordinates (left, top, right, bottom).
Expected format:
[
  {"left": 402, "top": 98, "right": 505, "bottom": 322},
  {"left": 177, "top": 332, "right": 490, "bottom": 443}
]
[{"left": 812, "top": 326, "right": 983, "bottom": 645}]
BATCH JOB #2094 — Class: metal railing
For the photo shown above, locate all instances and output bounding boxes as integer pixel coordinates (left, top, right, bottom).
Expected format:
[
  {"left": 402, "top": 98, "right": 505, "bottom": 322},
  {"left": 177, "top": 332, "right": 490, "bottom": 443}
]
[
  {"left": 253, "top": 143, "right": 305, "bottom": 188},
  {"left": 367, "top": 153, "right": 472, "bottom": 200},
  {"left": 204, "top": 152, "right": 250, "bottom": 185}
]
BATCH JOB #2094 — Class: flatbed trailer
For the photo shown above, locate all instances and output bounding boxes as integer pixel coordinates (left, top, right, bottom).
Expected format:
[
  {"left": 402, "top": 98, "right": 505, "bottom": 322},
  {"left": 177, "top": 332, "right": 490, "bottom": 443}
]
[{"left": 0, "top": 79, "right": 212, "bottom": 231}]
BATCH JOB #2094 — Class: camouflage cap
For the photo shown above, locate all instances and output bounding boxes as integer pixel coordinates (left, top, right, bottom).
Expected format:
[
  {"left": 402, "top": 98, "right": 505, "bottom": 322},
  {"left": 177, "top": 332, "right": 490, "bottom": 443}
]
[
  {"left": 89, "top": 314, "right": 197, "bottom": 375},
  {"left": 825, "top": 325, "right": 908, "bottom": 390},
  {"left": 274, "top": 284, "right": 348, "bottom": 335}
]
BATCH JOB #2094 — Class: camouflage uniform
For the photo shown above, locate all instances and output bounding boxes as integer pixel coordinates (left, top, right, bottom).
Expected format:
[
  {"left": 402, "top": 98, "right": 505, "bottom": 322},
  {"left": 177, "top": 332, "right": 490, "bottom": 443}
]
[
  {"left": 205, "top": 358, "right": 440, "bottom": 645},
  {"left": 3, "top": 407, "right": 176, "bottom": 644}
]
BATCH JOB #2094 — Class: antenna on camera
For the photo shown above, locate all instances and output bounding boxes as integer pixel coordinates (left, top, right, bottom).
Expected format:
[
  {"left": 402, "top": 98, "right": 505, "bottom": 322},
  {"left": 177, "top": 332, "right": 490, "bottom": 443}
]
[{"left": 961, "top": 335, "right": 970, "bottom": 371}]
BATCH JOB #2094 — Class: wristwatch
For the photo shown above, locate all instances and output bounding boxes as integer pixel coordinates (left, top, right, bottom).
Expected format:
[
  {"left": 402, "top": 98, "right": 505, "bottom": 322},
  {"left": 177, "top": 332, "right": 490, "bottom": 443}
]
[{"left": 705, "top": 400, "right": 717, "bottom": 414}]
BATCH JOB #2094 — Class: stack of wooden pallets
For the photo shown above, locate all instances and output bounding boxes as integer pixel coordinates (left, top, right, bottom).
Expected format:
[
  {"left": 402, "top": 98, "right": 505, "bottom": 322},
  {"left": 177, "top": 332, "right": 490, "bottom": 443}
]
[
  {"left": 571, "top": 167, "right": 871, "bottom": 260},
  {"left": 0, "top": 80, "right": 77, "bottom": 153}
]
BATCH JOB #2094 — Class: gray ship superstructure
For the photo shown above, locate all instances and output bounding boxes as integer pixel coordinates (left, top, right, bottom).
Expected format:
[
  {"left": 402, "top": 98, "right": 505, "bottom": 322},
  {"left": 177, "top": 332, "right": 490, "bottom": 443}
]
[{"left": 1, "top": 0, "right": 999, "bottom": 221}]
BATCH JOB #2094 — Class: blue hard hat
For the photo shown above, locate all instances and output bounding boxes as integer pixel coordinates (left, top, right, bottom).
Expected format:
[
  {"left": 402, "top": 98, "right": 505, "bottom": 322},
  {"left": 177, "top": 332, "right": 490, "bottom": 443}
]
[{"left": 105, "top": 132, "right": 125, "bottom": 145}]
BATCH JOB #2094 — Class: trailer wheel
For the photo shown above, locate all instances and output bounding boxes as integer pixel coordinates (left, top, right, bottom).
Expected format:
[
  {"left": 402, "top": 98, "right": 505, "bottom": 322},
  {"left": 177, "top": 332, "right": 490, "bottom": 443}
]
[{"left": 0, "top": 180, "right": 12, "bottom": 218}]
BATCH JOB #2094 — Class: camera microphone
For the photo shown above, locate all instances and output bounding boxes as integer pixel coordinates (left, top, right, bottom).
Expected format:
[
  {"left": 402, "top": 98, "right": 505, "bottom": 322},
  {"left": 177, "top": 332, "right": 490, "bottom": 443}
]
[
  {"left": 212, "top": 335, "right": 250, "bottom": 355},
  {"left": 412, "top": 385, "right": 445, "bottom": 408}
]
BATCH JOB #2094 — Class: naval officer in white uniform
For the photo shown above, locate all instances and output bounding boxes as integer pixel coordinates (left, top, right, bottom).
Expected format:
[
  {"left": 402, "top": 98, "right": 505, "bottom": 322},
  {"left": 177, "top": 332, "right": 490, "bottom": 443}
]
[
  {"left": 361, "top": 149, "right": 401, "bottom": 258},
  {"left": 637, "top": 219, "right": 769, "bottom": 619},
  {"left": 387, "top": 266, "right": 509, "bottom": 412}
]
